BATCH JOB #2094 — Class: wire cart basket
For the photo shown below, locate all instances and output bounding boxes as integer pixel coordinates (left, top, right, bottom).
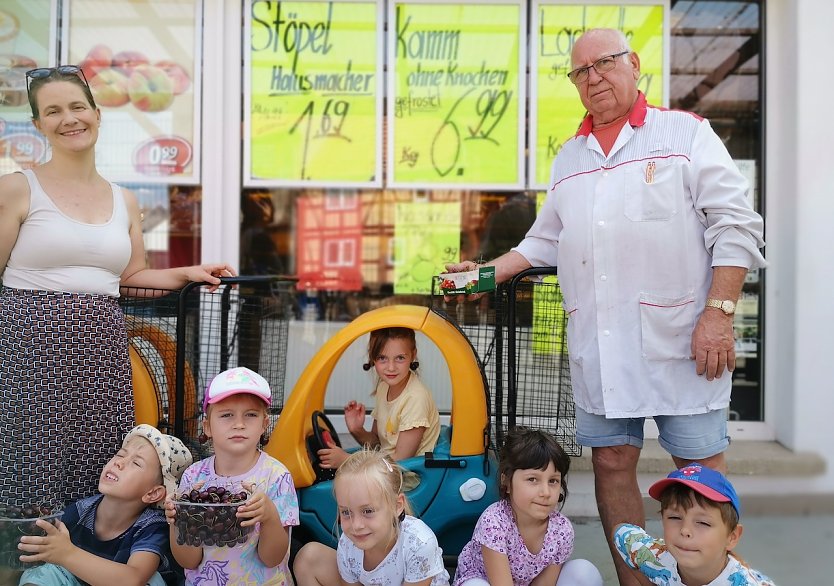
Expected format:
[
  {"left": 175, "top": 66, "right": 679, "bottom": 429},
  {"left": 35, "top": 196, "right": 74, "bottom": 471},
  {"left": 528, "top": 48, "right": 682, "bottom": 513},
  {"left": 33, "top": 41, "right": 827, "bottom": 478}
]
[
  {"left": 432, "top": 266, "right": 579, "bottom": 456},
  {"left": 120, "top": 276, "right": 295, "bottom": 457}
]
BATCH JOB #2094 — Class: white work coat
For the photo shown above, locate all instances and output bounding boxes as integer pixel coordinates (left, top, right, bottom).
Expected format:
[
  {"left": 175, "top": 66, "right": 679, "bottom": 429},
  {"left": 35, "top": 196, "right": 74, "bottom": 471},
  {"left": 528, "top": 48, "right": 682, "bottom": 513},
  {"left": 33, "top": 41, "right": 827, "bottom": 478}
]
[{"left": 515, "top": 95, "right": 766, "bottom": 418}]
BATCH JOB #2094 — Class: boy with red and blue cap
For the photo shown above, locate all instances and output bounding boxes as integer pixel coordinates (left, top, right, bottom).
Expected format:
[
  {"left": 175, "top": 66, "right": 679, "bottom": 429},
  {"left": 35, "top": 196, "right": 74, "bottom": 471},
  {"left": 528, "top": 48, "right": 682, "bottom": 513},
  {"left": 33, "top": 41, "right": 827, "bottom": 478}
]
[{"left": 613, "top": 463, "right": 775, "bottom": 585}]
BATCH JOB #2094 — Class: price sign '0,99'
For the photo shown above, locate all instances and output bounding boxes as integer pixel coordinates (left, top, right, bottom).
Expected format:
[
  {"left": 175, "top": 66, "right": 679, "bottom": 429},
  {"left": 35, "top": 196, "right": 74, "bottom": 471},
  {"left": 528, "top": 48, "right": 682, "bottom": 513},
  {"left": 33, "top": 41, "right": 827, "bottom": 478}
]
[{"left": 132, "top": 136, "right": 193, "bottom": 176}]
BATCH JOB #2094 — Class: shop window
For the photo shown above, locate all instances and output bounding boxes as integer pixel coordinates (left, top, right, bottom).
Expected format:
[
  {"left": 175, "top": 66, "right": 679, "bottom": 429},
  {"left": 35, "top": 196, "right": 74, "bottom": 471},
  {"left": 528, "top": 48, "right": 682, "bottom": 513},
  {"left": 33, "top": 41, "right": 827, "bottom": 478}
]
[{"left": 670, "top": 0, "right": 764, "bottom": 421}]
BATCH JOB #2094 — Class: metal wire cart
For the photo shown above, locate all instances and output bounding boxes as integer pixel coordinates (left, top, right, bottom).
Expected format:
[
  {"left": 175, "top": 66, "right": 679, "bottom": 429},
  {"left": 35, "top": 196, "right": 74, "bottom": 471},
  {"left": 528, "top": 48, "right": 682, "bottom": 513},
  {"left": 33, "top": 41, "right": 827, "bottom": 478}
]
[
  {"left": 122, "top": 269, "right": 577, "bottom": 458},
  {"left": 432, "top": 266, "right": 579, "bottom": 456},
  {"left": 120, "top": 276, "right": 295, "bottom": 456}
]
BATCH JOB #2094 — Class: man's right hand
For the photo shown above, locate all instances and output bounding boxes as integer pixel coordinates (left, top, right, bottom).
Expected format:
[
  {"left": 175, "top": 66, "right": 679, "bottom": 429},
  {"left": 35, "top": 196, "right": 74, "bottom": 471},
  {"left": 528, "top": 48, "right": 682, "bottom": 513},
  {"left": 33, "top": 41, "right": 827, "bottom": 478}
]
[
  {"left": 443, "top": 260, "right": 478, "bottom": 274},
  {"left": 442, "top": 260, "right": 484, "bottom": 302}
]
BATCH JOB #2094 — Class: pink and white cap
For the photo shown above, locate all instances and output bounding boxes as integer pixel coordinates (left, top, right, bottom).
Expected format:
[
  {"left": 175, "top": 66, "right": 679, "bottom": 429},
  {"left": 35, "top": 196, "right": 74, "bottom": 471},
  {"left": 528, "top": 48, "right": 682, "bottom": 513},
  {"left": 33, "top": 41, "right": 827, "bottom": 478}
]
[{"left": 203, "top": 366, "right": 272, "bottom": 411}]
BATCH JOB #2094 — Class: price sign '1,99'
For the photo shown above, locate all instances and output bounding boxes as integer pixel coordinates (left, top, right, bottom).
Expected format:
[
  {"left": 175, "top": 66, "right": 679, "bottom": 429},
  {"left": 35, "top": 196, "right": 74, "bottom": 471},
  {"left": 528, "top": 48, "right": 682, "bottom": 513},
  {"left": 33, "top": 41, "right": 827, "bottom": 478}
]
[
  {"left": 389, "top": 2, "right": 524, "bottom": 188},
  {"left": 0, "top": 133, "right": 47, "bottom": 169},
  {"left": 247, "top": 1, "right": 382, "bottom": 187}
]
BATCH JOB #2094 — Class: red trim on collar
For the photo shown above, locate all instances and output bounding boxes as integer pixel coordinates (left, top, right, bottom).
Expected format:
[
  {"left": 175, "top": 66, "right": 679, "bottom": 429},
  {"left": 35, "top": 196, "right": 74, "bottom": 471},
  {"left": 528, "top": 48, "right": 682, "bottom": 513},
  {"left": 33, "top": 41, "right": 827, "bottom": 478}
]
[
  {"left": 648, "top": 102, "right": 704, "bottom": 122},
  {"left": 575, "top": 91, "right": 648, "bottom": 137}
]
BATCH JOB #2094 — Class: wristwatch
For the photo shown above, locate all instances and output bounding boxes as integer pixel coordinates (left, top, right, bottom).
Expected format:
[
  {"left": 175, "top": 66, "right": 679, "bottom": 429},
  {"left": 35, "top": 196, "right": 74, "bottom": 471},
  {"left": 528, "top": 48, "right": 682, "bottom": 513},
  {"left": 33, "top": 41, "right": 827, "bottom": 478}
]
[{"left": 705, "top": 298, "right": 736, "bottom": 315}]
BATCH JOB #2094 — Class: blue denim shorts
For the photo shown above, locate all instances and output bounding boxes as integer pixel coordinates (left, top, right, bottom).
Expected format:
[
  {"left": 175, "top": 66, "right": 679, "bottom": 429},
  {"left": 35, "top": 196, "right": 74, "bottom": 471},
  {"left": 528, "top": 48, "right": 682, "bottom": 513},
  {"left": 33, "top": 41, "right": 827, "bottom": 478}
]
[{"left": 575, "top": 407, "right": 729, "bottom": 460}]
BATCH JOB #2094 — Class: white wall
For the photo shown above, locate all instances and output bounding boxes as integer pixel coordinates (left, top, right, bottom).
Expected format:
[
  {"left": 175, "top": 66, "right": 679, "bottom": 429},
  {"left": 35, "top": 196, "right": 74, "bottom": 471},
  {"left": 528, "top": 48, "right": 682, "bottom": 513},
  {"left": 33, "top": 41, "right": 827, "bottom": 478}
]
[{"left": 766, "top": 0, "right": 834, "bottom": 489}]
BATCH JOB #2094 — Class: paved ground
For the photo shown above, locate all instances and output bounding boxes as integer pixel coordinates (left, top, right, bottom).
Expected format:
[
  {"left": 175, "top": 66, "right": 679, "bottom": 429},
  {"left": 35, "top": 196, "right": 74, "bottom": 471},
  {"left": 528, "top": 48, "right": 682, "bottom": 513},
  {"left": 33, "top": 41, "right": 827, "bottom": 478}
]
[{"left": 569, "top": 514, "right": 834, "bottom": 584}]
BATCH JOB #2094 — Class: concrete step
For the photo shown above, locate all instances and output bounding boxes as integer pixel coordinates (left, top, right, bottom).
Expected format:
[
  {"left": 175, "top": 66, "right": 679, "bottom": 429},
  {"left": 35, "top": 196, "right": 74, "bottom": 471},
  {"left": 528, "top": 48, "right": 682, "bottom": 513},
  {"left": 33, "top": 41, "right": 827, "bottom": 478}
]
[
  {"left": 570, "top": 437, "right": 826, "bottom": 476},
  {"left": 563, "top": 439, "right": 834, "bottom": 518}
]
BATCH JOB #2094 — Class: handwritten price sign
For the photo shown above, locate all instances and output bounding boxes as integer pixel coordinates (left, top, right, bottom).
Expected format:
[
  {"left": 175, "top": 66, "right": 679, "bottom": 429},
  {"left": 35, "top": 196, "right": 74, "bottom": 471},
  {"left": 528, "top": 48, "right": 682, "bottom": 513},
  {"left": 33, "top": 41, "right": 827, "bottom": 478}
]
[
  {"left": 247, "top": 1, "right": 381, "bottom": 186},
  {"left": 389, "top": 2, "right": 524, "bottom": 188},
  {"left": 530, "top": 2, "right": 666, "bottom": 188}
]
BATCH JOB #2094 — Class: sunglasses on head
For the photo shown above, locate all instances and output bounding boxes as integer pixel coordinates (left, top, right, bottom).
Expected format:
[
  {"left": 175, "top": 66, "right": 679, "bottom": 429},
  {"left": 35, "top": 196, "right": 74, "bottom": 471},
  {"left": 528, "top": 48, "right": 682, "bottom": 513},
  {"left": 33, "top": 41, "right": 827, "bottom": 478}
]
[{"left": 25, "top": 65, "right": 89, "bottom": 93}]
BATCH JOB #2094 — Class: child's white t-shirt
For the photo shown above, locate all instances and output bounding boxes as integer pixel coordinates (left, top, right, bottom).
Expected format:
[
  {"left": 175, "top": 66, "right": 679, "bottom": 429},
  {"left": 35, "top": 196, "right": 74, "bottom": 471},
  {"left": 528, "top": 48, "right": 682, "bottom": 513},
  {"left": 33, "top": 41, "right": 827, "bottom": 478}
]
[
  {"left": 337, "top": 515, "right": 450, "bottom": 585},
  {"left": 614, "top": 524, "right": 776, "bottom": 586}
]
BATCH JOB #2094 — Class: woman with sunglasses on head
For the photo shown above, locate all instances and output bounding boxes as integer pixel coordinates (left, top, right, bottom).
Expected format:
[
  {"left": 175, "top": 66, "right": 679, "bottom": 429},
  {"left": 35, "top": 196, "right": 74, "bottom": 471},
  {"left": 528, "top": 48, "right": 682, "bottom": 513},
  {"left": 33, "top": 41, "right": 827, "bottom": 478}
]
[{"left": 0, "top": 66, "right": 236, "bottom": 512}]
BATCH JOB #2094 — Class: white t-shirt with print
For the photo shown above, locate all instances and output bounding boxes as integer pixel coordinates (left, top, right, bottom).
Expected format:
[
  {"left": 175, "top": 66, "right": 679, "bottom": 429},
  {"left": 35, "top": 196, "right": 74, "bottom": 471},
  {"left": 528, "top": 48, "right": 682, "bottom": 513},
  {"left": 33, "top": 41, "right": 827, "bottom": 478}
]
[
  {"left": 337, "top": 515, "right": 450, "bottom": 585},
  {"left": 614, "top": 524, "right": 776, "bottom": 586}
]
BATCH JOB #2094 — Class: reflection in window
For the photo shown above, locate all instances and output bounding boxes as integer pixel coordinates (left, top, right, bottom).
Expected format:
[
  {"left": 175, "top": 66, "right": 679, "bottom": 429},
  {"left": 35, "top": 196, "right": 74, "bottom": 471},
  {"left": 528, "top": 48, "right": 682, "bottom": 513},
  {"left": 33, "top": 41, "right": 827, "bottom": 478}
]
[{"left": 671, "top": 0, "right": 763, "bottom": 421}]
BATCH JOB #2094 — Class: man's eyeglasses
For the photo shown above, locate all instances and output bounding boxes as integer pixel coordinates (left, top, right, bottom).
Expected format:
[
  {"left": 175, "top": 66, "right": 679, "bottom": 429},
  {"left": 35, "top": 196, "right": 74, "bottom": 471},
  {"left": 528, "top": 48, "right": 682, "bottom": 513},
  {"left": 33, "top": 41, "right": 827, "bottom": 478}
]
[
  {"left": 25, "top": 65, "right": 89, "bottom": 93},
  {"left": 567, "top": 51, "right": 630, "bottom": 85}
]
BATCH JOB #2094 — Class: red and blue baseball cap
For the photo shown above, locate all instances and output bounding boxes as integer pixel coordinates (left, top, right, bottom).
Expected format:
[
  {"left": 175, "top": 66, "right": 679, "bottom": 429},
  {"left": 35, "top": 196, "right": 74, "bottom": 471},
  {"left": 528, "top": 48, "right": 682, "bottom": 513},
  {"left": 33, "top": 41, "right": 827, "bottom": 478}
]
[
  {"left": 649, "top": 463, "right": 741, "bottom": 517},
  {"left": 203, "top": 367, "right": 272, "bottom": 411}
]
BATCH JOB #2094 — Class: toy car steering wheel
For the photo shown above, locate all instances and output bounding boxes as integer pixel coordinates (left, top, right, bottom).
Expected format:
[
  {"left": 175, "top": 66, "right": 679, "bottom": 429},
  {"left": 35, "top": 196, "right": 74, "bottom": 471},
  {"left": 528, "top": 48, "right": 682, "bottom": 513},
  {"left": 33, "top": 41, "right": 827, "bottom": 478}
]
[{"left": 308, "top": 410, "right": 342, "bottom": 482}]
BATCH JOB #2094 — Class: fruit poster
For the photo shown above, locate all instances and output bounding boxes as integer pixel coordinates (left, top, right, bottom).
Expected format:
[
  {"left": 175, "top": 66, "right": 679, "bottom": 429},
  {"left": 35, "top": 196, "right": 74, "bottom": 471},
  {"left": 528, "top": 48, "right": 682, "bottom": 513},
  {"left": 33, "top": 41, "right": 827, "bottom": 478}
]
[
  {"left": 387, "top": 1, "right": 525, "bottom": 189},
  {"left": 529, "top": 1, "right": 667, "bottom": 189},
  {"left": 246, "top": 1, "right": 383, "bottom": 187},
  {"left": 393, "top": 201, "right": 460, "bottom": 295},
  {"left": 0, "top": 0, "right": 56, "bottom": 176},
  {"left": 65, "top": 0, "right": 202, "bottom": 184}
]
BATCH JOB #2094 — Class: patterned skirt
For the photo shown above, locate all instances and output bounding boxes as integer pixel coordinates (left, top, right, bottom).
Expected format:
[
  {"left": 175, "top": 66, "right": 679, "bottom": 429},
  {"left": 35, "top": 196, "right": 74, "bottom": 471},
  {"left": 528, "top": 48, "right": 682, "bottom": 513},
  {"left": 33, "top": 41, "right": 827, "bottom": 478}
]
[{"left": 0, "top": 287, "right": 134, "bottom": 508}]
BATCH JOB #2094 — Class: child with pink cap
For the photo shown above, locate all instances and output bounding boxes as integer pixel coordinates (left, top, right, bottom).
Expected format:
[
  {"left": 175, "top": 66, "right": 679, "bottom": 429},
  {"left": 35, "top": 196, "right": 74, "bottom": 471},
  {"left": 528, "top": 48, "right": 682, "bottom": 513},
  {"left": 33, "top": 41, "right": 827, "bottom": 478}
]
[
  {"left": 614, "top": 463, "right": 775, "bottom": 585},
  {"left": 164, "top": 367, "right": 298, "bottom": 586}
]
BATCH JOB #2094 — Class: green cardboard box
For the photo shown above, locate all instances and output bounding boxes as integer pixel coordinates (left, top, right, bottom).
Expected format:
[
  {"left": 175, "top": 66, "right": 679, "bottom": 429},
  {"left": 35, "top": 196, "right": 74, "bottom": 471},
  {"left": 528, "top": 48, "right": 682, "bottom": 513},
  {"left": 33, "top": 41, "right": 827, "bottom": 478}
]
[{"left": 438, "top": 266, "right": 496, "bottom": 295}]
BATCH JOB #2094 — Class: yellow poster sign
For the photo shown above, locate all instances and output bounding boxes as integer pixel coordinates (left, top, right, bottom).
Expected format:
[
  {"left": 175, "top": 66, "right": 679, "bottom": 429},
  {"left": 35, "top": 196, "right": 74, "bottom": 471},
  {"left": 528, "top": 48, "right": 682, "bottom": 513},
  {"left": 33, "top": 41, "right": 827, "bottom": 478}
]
[
  {"left": 248, "top": 1, "right": 380, "bottom": 185},
  {"left": 532, "top": 3, "right": 665, "bottom": 187},
  {"left": 532, "top": 192, "right": 565, "bottom": 354},
  {"left": 390, "top": 2, "right": 523, "bottom": 187},
  {"left": 394, "top": 202, "right": 460, "bottom": 294}
]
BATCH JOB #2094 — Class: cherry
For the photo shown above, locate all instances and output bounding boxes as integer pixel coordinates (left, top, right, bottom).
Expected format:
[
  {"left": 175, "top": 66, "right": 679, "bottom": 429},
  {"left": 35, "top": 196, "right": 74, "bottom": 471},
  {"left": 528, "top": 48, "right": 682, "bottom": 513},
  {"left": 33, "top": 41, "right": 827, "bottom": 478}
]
[
  {"left": 0, "top": 502, "right": 62, "bottom": 569},
  {"left": 173, "top": 485, "right": 252, "bottom": 548}
]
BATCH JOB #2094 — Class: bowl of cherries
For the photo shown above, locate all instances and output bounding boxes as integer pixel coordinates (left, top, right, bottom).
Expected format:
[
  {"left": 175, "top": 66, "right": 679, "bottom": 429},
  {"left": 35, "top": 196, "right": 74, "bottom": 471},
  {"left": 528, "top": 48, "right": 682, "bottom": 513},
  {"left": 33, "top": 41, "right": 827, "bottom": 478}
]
[
  {"left": 173, "top": 486, "right": 251, "bottom": 548},
  {"left": 0, "top": 503, "right": 64, "bottom": 569}
]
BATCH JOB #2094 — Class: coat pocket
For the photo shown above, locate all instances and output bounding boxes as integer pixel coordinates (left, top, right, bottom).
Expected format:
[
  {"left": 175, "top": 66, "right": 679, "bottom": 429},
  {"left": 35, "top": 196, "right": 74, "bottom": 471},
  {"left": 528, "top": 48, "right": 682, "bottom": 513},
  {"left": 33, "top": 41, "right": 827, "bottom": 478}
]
[
  {"left": 624, "top": 160, "right": 682, "bottom": 222},
  {"left": 639, "top": 292, "right": 696, "bottom": 360}
]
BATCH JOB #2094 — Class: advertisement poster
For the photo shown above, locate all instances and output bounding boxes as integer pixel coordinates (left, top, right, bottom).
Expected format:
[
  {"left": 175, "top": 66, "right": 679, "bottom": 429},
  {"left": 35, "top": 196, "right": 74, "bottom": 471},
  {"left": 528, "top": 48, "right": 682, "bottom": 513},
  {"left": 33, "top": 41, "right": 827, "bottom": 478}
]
[
  {"left": 388, "top": 1, "right": 525, "bottom": 189},
  {"left": 393, "top": 201, "right": 460, "bottom": 294},
  {"left": 532, "top": 191, "right": 566, "bottom": 355},
  {"left": 65, "top": 0, "right": 202, "bottom": 184},
  {"left": 295, "top": 192, "right": 363, "bottom": 291},
  {"left": 530, "top": 1, "right": 667, "bottom": 189},
  {"left": 246, "top": 0, "right": 382, "bottom": 187},
  {"left": 0, "top": 0, "right": 56, "bottom": 176}
]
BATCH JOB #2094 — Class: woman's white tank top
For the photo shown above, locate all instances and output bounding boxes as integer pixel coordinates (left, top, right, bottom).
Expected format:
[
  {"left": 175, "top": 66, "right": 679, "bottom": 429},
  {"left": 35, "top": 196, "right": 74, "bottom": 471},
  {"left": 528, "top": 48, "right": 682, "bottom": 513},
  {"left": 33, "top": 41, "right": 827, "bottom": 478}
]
[{"left": 3, "top": 169, "right": 132, "bottom": 296}]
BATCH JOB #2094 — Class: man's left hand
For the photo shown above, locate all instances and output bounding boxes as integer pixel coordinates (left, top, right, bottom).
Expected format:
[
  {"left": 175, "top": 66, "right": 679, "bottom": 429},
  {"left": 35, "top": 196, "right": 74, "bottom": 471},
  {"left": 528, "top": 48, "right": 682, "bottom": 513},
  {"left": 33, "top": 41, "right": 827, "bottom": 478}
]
[{"left": 691, "top": 310, "right": 736, "bottom": 380}]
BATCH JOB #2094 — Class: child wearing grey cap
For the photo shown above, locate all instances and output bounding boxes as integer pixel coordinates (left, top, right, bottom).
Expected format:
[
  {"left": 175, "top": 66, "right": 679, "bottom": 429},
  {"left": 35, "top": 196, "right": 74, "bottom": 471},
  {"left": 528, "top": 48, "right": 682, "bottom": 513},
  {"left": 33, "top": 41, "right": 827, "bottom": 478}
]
[{"left": 17, "top": 424, "right": 192, "bottom": 586}]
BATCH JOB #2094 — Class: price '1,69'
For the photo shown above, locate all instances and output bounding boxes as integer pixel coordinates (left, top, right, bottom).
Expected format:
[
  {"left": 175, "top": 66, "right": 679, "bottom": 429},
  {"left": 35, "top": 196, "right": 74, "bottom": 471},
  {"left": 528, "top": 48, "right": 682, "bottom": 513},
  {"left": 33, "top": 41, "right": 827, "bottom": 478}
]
[{"left": 289, "top": 98, "right": 352, "bottom": 179}]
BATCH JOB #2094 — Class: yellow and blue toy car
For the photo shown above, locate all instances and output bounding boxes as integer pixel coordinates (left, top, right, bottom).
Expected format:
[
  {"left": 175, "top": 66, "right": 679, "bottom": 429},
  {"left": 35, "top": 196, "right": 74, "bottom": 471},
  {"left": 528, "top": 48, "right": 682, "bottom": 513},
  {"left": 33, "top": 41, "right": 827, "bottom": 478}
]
[{"left": 265, "top": 304, "right": 499, "bottom": 555}]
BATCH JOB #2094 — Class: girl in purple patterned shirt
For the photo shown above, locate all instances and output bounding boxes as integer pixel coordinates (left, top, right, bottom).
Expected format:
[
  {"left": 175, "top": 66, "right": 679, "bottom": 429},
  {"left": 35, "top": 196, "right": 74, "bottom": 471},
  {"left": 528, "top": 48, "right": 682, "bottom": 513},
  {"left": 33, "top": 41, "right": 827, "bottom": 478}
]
[{"left": 453, "top": 427, "right": 603, "bottom": 586}]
